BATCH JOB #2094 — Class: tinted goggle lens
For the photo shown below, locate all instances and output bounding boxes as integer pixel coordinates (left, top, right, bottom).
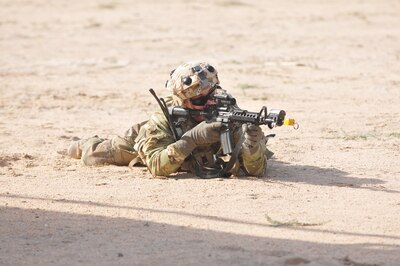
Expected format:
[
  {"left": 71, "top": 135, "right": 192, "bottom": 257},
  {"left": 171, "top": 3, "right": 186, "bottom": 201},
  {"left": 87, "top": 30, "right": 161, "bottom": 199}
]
[{"left": 191, "top": 95, "right": 209, "bottom": 106}]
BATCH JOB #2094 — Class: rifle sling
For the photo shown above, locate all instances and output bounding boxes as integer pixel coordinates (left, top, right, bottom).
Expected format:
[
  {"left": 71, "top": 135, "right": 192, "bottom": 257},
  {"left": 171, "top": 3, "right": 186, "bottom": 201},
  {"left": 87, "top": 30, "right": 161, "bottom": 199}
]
[
  {"left": 192, "top": 130, "right": 245, "bottom": 179},
  {"left": 218, "top": 130, "right": 245, "bottom": 177}
]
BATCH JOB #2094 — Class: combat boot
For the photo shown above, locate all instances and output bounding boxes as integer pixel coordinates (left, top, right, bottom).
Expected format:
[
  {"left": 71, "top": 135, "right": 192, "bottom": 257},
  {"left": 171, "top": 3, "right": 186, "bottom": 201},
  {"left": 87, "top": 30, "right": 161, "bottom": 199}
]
[{"left": 67, "top": 138, "right": 88, "bottom": 159}]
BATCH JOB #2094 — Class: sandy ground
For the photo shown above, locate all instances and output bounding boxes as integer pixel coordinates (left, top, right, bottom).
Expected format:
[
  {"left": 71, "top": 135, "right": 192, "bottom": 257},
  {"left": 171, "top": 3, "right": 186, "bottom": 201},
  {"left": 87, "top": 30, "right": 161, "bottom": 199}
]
[{"left": 1, "top": 0, "right": 400, "bottom": 265}]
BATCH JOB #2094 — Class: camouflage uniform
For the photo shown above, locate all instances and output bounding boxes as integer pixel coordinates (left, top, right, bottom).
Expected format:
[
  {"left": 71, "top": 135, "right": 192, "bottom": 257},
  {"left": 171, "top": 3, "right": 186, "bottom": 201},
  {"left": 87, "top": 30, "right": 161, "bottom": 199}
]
[{"left": 68, "top": 61, "right": 267, "bottom": 177}]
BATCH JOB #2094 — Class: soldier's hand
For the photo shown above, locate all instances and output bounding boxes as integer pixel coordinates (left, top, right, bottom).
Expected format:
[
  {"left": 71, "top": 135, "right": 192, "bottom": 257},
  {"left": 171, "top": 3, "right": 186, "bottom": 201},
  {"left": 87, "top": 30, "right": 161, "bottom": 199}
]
[
  {"left": 184, "top": 121, "right": 222, "bottom": 145},
  {"left": 171, "top": 121, "right": 222, "bottom": 159},
  {"left": 242, "top": 124, "right": 264, "bottom": 154}
]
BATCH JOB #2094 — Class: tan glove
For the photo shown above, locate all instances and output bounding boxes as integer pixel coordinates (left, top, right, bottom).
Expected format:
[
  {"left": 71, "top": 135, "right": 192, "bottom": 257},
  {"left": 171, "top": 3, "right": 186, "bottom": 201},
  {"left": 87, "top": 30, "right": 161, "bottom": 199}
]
[
  {"left": 173, "top": 121, "right": 222, "bottom": 158},
  {"left": 242, "top": 124, "right": 264, "bottom": 154}
]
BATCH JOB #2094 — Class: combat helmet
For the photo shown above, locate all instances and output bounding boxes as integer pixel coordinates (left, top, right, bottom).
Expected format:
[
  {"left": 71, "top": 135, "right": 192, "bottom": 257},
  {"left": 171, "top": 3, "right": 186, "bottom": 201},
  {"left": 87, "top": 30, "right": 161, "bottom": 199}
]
[{"left": 166, "top": 61, "right": 219, "bottom": 105}]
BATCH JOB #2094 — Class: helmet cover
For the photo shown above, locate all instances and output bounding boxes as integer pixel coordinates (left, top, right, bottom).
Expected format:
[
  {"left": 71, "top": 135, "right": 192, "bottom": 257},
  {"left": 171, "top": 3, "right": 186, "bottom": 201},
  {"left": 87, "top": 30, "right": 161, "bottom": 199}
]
[{"left": 166, "top": 61, "right": 219, "bottom": 104}]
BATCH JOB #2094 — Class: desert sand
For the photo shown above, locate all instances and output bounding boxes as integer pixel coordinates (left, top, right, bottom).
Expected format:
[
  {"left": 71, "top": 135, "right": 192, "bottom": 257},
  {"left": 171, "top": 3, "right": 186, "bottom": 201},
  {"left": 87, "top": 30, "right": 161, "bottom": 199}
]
[{"left": 1, "top": 0, "right": 399, "bottom": 265}]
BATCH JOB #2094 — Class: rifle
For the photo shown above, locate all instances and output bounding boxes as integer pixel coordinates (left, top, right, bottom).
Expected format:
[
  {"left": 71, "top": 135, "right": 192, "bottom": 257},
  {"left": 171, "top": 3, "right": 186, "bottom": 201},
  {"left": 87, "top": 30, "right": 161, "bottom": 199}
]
[{"left": 169, "top": 92, "right": 297, "bottom": 154}]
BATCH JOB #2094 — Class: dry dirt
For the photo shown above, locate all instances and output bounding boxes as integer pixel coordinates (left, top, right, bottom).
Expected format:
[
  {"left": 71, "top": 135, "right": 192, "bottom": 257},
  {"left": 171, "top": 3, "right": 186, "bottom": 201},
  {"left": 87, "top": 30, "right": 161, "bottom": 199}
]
[{"left": 1, "top": 0, "right": 400, "bottom": 265}]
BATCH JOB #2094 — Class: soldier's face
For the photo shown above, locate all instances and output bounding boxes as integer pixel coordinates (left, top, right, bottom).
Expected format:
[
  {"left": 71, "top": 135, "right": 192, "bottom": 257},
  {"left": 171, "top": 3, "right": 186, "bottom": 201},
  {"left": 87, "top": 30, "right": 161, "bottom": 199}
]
[
  {"left": 183, "top": 86, "right": 215, "bottom": 110},
  {"left": 182, "top": 86, "right": 215, "bottom": 122}
]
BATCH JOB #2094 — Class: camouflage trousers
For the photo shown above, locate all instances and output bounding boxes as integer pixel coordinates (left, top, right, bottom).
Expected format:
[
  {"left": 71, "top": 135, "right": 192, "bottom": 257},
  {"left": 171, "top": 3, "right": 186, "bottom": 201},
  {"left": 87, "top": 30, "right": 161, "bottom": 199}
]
[{"left": 68, "top": 121, "right": 146, "bottom": 166}]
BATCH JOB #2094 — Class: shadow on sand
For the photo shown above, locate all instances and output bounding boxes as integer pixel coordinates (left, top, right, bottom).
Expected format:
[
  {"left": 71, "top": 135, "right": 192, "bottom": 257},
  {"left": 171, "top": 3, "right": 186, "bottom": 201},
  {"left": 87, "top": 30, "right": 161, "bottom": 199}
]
[
  {"left": 163, "top": 159, "right": 397, "bottom": 193},
  {"left": 267, "top": 160, "right": 397, "bottom": 193},
  {"left": 1, "top": 203, "right": 398, "bottom": 265}
]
